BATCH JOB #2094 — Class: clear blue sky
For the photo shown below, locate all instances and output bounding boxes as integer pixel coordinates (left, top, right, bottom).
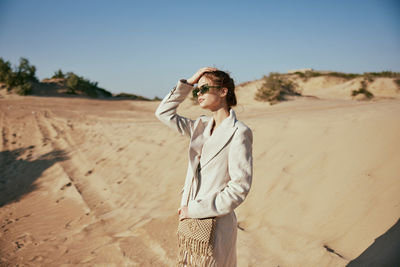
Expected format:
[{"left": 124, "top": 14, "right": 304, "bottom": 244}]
[{"left": 1, "top": 0, "right": 399, "bottom": 98}]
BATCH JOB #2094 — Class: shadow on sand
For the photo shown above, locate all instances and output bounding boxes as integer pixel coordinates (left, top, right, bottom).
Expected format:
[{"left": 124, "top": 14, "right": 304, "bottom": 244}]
[
  {"left": 0, "top": 146, "right": 68, "bottom": 207},
  {"left": 347, "top": 218, "right": 400, "bottom": 266}
]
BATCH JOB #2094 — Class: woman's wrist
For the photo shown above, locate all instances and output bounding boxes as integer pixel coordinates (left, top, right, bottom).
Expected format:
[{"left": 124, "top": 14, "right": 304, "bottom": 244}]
[{"left": 180, "top": 79, "right": 193, "bottom": 86}]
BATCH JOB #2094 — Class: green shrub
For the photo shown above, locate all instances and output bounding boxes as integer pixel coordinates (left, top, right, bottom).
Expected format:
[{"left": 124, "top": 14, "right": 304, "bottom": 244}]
[
  {"left": 295, "top": 70, "right": 400, "bottom": 81},
  {"left": 292, "top": 71, "right": 322, "bottom": 80},
  {"left": 352, "top": 79, "right": 374, "bottom": 99},
  {"left": 52, "top": 69, "right": 65, "bottom": 79},
  {"left": 255, "top": 73, "right": 300, "bottom": 104},
  {"left": 0, "top": 57, "right": 37, "bottom": 95},
  {"left": 326, "top": 72, "right": 360, "bottom": 79},
  {"left": 16, "top": 58, "right": 38, "bottom": 82},
  {"left": 66, "top": 72, "right": 79, "bottom": 94},
  {"left": 394, "top": 79, "right": 400, "bottom": 89},
  {"left": 0, "top": 59, "right": 13, "bottom": 82},
  {"left": 0, "top": 58, "right": 17, "bottom": 89},
  {"left": 64, "top": 72, "right": 112, "bottom": 97},
  {"left": 364, "top": 74, "right": 375, "bottom": 83},
  {"left": 114, "top": 93, "right": 150, "bottom": 100},
  {"left": 3, "top": 73, "right": 18, "bottom": 90},
  {"left": 14, "top": 82, "right": 33, "bottom": 95},
  {"left": 96, "top": 87, "right": 113, "bottom": 98},
  {"left": 305, "top": 71, "right": 323, "bottom": 78},
  {"left": 293, "top": 71, "right": 305, "bottom": 78},
  {"left": 292, "top": 70, "right": 361, "bottom": 81},
  {"left": 364, "top": 71, "right": 400, "bottom": 78}
]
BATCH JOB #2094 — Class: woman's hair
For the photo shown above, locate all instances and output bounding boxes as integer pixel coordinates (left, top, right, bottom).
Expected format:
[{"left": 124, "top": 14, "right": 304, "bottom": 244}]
[{"left": 201, "top": 70, "right": 237, "bottom": 108}]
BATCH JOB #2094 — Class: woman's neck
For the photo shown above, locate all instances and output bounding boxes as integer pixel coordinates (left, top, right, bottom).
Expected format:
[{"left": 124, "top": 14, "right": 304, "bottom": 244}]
[{"left": 211, "top": 107, "right": 230, "bottom": 133}]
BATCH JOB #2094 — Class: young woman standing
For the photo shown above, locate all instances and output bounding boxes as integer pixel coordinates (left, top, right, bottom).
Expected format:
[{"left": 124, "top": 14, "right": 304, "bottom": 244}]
[{"left": 155, "top": 67, "right": 253, "bottom": 266}]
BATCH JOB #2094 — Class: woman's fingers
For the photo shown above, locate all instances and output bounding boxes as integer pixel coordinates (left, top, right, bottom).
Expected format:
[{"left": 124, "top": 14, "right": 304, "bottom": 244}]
[
  {"left": 187, "top": 67, "right": 218, "bottom": 84},
  {"left": 198, "top": 67, "right": 218, "bottom": 78}
]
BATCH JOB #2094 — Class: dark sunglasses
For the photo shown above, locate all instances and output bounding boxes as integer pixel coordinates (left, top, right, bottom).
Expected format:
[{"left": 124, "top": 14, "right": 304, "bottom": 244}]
[{"left": 192, "top": 84, "right": 222, "bottom": 98}]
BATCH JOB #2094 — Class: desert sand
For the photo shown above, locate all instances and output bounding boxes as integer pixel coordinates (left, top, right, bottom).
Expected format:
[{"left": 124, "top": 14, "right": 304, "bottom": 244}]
[{"left": 1, "top": 79, "right": 400, "bottom": 266}]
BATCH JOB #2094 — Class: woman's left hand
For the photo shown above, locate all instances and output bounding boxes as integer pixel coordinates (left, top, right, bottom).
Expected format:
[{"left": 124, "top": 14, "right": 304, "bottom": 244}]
[
  {"left": 187, "top": 67, "right": 218, "bottom": 85},
  {"left": 178, "top": 206, "right": 189, "bottom": 221}
]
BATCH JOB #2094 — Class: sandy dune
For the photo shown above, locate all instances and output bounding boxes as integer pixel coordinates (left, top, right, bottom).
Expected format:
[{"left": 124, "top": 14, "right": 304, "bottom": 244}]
[{"left": 1, "top": 83, "right": 400, "bottom": 266}]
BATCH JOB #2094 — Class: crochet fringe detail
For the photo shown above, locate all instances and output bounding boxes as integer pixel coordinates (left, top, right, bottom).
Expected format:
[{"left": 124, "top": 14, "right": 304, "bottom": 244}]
[{"left": 177, "top": 234, "right": 216, "bottom": 267}]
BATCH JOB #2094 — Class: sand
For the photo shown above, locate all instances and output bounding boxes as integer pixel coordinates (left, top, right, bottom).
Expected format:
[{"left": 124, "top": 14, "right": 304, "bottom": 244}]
[{"left": 1, "top": 81, "right": 400, "bottom": 266}]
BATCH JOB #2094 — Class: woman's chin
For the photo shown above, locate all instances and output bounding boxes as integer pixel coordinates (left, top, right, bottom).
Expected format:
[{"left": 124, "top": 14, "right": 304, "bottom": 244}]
[
  {"left": 199, "top": 102, "right": 219, "bottom": 111},
  {"left": 199, "top": 102, "right": 208, "bottom": 109}
]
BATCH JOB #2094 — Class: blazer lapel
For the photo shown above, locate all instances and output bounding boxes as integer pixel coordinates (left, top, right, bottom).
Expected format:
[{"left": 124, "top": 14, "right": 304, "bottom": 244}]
[
  {"left": 188, "top": 117, "right": 208, "bottom": 178},
  {"left": 200, "top": 109, "right": 238, "bottom": 168}
]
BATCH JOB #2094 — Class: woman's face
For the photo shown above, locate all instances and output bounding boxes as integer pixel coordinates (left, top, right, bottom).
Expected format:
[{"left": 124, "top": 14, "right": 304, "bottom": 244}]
[{"left": 196, "top": 76, "right": 226, "bottom": 111}]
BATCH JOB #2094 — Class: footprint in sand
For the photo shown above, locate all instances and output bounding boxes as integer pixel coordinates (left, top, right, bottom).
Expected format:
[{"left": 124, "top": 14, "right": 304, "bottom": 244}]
[
  {"left": 1, "top": 218, "right": 14, "bottom": 229},
  {"left": 56, "top": 197, "right": 65, "bottom": 203},
  {"left": 95, "top": 158, "right": 106, "bottom": 165},
  {"left": 60, "top": 182, "right": 72, "bottom": 190},
  {"left": 14, "top": 233, "right": 35, "bottom": 251}
]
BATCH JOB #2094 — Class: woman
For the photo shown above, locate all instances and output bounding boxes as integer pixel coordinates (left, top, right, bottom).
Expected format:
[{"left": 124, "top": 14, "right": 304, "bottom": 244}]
[{"left": 155, "top": 67, "right": 253, "bottom": 266}]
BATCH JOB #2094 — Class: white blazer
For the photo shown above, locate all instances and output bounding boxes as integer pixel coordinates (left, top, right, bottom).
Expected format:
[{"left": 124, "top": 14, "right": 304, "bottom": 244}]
[{"left": 155, "top": 80, "right": 253, "bottom": 219}]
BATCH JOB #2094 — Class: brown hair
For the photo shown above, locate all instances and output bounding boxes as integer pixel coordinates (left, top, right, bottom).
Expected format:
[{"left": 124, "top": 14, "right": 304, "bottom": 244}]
[{"left": 201, "top": 70, "right": 237, "bottom": 108}]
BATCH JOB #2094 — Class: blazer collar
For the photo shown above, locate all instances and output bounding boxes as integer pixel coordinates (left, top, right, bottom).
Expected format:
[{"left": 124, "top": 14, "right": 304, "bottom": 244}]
[
  {"left": 200, "top": 108, "right": 238, "bottom": 168},
  {"left": 204, "top": 108, "right": 237, "bottom": 138},
  {"left": 189, "top": 109, "right": 238, "bottom": 177}
]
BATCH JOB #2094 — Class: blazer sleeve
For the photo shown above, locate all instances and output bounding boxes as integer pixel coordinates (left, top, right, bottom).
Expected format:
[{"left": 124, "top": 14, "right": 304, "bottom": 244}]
[
  {"left": 187, "top": 126, "right": 253, "bottom": 218},
  {"left": 155, "top": 80, "right": 195, "bottom": 138}
]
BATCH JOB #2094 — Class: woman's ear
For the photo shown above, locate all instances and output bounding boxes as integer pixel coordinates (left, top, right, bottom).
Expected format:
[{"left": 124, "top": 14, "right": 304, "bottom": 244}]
[{"left": 219, "top": 87, "right": 228, "bottom": 98}]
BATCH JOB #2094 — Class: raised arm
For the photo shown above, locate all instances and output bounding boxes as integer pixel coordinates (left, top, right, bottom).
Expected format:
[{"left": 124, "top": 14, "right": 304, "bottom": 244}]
[
  {"left": 155, "top": 67, "right": 217, "bottom": 137},
  {"left": 155, "top": 80, "right": 195, "bottom": 137}
]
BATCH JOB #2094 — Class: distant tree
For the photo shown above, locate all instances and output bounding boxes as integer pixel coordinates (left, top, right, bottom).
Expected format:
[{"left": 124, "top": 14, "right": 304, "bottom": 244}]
[
  {"left": 0, "top": 57, "right": 36, "bottom": 95},
  {"left": 16, "top": 57, "right": 38, "bottom": 82},
  {"left": 52, "top": 69, "right": 65, "bottom": 79},
  {"left": 0, "top": 58, "right": 12, "bottom": 81},
  {"left": 0, "top": 58, "right": 16, "bottom": 88}
]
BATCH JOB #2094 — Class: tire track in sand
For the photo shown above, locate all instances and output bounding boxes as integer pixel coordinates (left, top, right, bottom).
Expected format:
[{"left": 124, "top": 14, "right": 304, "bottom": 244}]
[{"left": 34, "top": 110, "right": 115, "bottom": 216}]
